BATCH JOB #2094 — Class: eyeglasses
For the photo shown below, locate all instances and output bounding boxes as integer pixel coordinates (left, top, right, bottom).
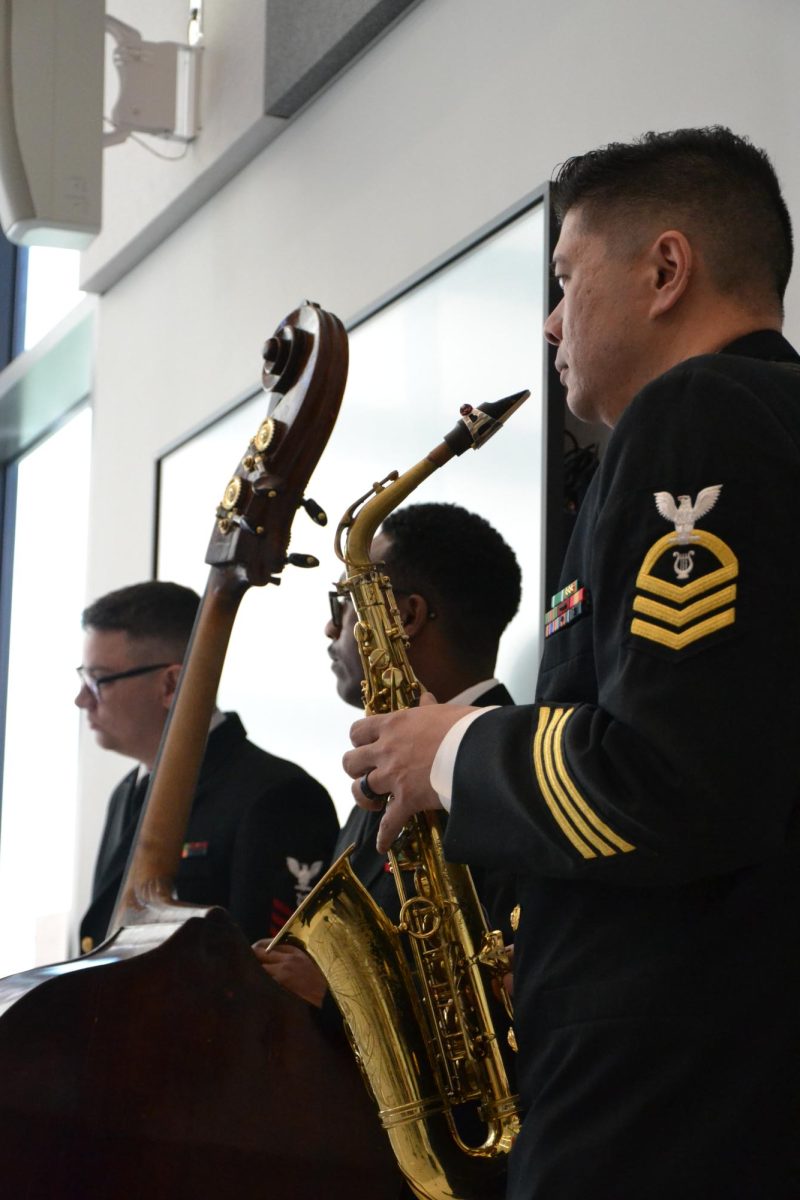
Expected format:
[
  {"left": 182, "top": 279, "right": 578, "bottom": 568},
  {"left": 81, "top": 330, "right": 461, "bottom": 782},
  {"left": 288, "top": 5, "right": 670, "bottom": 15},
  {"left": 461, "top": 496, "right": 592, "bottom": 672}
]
[
  {"left": 328, "top": 590, "right": 351, "bottom": 630},
  {"left": 327, "top": 588, "right": 433, "bottom": 630},
  {"left": 75, "top": 662, "right": 172, "bottom": 702}
]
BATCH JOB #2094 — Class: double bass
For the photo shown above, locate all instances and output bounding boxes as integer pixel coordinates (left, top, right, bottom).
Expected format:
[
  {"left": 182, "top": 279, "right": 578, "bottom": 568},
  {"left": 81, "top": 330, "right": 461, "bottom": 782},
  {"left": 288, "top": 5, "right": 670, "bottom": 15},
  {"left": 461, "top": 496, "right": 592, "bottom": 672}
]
[{"left": 0, "top": 304, "right": 401, "bottom": 1199}]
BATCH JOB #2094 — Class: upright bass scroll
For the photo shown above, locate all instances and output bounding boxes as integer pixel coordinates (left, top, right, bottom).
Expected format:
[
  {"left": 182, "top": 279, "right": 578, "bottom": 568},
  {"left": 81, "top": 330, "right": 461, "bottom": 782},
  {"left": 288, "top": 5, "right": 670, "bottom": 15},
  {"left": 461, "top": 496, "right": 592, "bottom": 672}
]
[{"left": 112, "top": 300, "right": 347, "bottom": 933}]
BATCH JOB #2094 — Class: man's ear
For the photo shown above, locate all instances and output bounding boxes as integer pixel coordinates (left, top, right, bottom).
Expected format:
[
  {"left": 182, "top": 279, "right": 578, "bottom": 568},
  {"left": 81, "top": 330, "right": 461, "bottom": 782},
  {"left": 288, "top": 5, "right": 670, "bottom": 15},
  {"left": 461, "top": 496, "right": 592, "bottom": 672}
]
[
  {"left": 646, "top": 229, "right": 693, "bottom": 317},
  {"left": 397, "top": 593, "right": 431, "bottom": 640},
  {"left": 162, "top": 663, "right": 182, "bottom": 709}
]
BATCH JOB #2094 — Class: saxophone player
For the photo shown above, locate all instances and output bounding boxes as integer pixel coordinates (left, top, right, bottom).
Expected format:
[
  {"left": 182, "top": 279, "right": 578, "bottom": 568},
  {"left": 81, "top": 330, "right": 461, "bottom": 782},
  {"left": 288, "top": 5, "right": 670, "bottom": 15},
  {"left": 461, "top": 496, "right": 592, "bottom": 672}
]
[
  {"left": 256, "top": 501, "right": 521, "bottom": 1011},
  {"left": 344, "top": 127, "right": 800, "bottom": 1199}
]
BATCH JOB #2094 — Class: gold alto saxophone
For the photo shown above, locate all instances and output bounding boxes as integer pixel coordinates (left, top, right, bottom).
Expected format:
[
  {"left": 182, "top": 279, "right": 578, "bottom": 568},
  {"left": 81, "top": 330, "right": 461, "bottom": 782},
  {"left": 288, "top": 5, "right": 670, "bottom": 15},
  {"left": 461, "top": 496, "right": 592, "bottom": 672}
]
[{"left": 271, "top": 390, "right": 529, "bottom": 1200}]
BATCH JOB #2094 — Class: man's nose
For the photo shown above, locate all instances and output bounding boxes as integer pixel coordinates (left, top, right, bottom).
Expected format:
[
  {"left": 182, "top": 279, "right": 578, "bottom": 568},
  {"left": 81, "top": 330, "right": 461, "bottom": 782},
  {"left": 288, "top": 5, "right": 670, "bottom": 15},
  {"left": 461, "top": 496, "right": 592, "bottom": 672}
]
[
  {"left": 324, "top": 616, "right": 338, "bottom": 640},
  {"left": 544, "top": 298, "right": 564, "bottom": 346},
  {"left": 74, "top": 683, "right": 94, "bottom": 709}
]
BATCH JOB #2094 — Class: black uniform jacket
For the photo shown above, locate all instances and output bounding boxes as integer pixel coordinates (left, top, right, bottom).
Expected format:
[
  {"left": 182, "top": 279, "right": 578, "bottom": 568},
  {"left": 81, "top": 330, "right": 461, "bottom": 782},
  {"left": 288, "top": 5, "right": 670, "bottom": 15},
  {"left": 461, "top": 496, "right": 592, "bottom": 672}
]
[
  {"left": 444, "top": 332, "right": 800, "bottom": 1199},
  {"left": 80, "top": 712, "right": 338, "bottom": 949}
]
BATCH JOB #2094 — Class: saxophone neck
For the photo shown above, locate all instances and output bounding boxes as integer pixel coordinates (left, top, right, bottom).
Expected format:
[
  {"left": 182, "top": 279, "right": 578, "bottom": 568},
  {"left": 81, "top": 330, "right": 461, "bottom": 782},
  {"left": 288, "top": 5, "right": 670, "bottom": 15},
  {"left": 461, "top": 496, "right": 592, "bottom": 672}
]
[
  {"left": 335, "top": 458, "right": 439, "bottom": 572},
  {"left": 334, "top": 390, "right": 529, "bottom": 573}
]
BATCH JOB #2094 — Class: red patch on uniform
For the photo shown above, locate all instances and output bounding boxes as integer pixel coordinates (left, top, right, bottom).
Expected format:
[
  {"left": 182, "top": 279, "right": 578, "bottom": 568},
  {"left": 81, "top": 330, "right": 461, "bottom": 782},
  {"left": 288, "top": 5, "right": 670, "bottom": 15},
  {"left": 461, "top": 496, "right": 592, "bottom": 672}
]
[{"left": 181, "top": 841, "right": 209, "bottom": 858}]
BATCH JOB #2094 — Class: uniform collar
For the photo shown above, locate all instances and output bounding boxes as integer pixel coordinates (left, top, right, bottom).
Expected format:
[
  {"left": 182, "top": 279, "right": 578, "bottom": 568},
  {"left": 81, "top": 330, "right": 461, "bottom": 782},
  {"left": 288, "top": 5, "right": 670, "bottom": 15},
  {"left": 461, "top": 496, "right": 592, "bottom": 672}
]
[
  {"left": 719, "top": 328, "right": 800, "bottom": 364},
  {"left": 448, "top": 678, "right": 501, "bottom": 706}
]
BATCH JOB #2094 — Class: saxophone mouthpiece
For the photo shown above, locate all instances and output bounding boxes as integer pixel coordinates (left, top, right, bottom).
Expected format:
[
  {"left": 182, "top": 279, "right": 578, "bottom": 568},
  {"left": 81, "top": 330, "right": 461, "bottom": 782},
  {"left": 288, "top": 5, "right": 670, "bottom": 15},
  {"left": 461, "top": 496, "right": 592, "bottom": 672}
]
[{"left": 444, "top": 389, "right": 530, "bottom": 456}]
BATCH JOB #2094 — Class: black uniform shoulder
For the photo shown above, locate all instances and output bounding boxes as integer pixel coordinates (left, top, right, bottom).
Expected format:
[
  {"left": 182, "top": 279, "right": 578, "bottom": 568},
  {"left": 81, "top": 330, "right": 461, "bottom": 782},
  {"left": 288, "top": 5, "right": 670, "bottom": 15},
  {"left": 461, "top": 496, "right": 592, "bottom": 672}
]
[
  {"left": 594, "top": 343, "right": 800, "bottom": 508},
  {"left": 199, "top": 712, "right": 334, "bottom": 815},
  {"left": 646, "top": 338, "right": 798, "bottom": 419},
  {"left": 638, "top": 352, "right": 797, "bottom": 428}
]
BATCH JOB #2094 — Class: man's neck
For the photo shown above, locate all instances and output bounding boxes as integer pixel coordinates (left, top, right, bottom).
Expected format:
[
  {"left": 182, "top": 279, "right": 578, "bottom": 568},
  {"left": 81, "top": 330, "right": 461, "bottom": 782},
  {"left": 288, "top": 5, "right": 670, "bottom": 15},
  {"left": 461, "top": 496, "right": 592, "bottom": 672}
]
[
  {"left": 419, "top": 660, "right": 497, "bottom": 704},
  {"left": 138, "top": 707, "right": 224, "bottom": 774},
  {"left": 606, "top": 314, "right": 783, "bottom": 428}
]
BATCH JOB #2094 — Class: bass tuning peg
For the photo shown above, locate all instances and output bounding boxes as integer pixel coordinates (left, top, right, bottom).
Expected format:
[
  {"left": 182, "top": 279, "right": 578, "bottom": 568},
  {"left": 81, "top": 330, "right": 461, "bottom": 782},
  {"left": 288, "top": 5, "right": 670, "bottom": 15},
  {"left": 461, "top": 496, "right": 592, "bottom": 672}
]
[
  {"left": 285, "top": 553, "right": 319, "bottom": 569},
  {"left": 301, "top": 497, "right": 328, "bottom": 526}
]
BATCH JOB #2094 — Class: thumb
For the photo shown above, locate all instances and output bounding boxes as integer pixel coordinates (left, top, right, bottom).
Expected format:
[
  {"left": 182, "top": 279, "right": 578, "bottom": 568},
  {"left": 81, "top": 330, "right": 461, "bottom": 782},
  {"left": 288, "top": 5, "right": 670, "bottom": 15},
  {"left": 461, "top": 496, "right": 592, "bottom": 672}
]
[{"left": 418, "top": 690, "right": 438, "bottom": 707}]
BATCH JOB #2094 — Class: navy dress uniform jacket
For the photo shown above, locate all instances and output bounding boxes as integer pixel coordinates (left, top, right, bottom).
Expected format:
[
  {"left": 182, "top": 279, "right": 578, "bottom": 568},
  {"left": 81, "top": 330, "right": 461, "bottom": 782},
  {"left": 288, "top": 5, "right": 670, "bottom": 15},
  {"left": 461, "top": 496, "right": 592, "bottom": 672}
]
[
  {"left": 443, "top": 331, "right": 800, "bottom": 1199},
  {"left": 80, "top": 712, "right": 338, "bottom": 949}
]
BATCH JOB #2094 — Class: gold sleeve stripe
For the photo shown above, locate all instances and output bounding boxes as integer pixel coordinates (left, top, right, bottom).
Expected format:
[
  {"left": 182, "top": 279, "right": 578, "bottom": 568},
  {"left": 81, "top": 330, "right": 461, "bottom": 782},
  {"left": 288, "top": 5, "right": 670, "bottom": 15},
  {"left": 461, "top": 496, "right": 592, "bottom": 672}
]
[
  {"left": 632, "top": 584, "right": 737, "bottom": 628},
  {"left": 544, "top": 710, "right": 616, "bottom": 857},
  {"left": 533, "top": 708, "right": 597, "bottom": 859},
  {"left": 533, "top": 708, "right": 636, "bottom": 859},
  {"left": 631, "top": 608, "right": 735, "bottom": 650},
  {"left": 550, "top": 709, "right": 636, "bottom": 853}
]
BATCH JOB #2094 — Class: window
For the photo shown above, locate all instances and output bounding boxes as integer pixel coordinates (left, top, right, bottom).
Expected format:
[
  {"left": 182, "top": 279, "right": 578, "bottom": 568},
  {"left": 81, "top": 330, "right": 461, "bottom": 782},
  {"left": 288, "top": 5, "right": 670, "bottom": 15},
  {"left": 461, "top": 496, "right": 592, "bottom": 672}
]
[
  {"left": 0, "top": 406, "right": 92, "bottom": 974},
  {"left": 21, "top": 248, "right": 85, "bottom": 351},
  {"left": 157, "top": 197, "right": 550, "bottom": 818}
]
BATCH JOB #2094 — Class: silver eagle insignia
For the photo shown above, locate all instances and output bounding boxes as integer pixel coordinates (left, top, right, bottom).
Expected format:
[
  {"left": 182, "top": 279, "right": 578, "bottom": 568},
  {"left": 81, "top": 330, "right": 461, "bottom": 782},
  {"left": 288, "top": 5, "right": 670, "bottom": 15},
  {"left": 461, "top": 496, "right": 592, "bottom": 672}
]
[
  {"left": 653, "top": 485, "right": 722, "bottom": 580},
  {"left": 286, "top": 856, "right": 324, "bottom": 902}
]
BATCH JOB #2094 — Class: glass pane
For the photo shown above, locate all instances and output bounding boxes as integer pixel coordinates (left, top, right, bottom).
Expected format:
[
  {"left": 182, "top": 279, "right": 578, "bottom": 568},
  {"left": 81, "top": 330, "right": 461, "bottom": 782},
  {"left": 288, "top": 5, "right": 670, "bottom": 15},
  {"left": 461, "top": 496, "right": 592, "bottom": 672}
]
[
  {"left": 0, "top": 406, "right": 92, "bottom": 974},
  {"left": 157, "top": 203, "right": 546, "bottom": 820},
  {"left": 22, "top": 247, "right": 85, "bottom": 351}
]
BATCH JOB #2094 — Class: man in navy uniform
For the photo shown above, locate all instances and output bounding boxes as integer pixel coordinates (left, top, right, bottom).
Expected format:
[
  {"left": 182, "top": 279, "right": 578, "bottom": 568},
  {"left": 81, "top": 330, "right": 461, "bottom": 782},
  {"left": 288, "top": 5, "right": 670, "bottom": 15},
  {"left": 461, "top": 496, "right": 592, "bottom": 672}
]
[
  {"left": 344, "top": 128, "right": 800, "bottom": 1198},
  {"left": 77, "top": 580, "right": 337, "bottom": 951},
  {"left": 259, "top": 501, "right": 521, "bottom": 1010}
]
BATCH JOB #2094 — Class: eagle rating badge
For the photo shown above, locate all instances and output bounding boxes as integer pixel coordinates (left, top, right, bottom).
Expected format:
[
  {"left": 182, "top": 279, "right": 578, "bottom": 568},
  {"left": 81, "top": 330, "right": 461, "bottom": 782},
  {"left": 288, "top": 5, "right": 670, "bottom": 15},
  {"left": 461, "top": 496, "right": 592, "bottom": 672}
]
[{"left": 630, "top": 484, "right": 738, "bottom": 651}]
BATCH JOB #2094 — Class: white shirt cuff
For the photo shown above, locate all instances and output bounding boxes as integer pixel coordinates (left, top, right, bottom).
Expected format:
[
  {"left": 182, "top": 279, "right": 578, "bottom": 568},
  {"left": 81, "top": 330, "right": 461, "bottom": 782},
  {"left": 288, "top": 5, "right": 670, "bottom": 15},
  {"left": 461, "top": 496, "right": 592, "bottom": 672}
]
[{"left": 430, "top": 707, "right": 498, "bottom": 811}]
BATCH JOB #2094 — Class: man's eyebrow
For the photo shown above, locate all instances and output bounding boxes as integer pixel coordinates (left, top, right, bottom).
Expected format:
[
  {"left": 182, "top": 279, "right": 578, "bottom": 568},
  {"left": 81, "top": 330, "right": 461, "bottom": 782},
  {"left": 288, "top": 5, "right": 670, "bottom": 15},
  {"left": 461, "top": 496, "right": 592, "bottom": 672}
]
[{"left": 550, "top": 254, "right": 568, "bottom": 274}]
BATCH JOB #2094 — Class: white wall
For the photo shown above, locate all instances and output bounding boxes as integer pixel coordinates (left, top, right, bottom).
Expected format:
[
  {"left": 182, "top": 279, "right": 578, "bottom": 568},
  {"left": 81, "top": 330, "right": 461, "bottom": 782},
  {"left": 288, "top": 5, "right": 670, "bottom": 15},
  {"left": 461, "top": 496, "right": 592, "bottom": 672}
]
[
  {"left": 74, "top": 0, "right": 800, "bottom": 915},
  {"left": 84, "top": 0, "right": 278, "bottom": 290}
]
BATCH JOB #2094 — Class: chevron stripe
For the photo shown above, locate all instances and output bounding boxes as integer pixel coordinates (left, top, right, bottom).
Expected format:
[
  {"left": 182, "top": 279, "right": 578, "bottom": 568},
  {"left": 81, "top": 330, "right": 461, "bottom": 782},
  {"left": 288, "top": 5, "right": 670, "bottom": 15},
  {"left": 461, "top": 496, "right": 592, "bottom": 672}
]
[
  {"left": 632, "top": 583, "right": 737, "bottom": 628},
  {"left": 636, "top": 530, "right": 738, "bottom": 603},
  {"left": 631, "top": 607, "right": 735, "bottom": 650}
]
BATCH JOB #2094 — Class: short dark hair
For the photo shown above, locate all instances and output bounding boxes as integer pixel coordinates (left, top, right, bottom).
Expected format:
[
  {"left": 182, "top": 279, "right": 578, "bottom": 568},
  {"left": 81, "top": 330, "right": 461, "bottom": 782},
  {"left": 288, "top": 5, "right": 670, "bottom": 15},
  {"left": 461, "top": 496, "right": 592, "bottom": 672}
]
[
  {"left": 81, "top": 581, "right": 200, "bottom": 658},
  {"left": 380, "top": 503, "right": 521, "bottom": 659},
  {"left": 552, "top": 126, "right": 793, "bottom": 307}
]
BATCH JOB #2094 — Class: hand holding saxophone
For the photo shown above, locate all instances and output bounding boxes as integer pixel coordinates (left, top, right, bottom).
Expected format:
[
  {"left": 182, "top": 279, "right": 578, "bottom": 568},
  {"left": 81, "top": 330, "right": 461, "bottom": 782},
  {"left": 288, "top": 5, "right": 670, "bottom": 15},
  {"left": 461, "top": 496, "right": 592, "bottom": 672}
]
[
  {"left": 253, "top": 939, "right": 328, "bottom": 1008},
  {"left": 344, "top": 691, "right": 478, "bottom": 853}
]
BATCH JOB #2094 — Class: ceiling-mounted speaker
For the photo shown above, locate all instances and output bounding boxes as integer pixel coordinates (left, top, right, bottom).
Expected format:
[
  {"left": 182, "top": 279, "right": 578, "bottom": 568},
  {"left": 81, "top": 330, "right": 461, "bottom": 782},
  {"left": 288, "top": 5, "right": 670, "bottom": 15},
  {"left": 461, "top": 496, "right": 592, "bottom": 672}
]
[{"left": 0, "top": 0, "right": 104, "bottom": 249}]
